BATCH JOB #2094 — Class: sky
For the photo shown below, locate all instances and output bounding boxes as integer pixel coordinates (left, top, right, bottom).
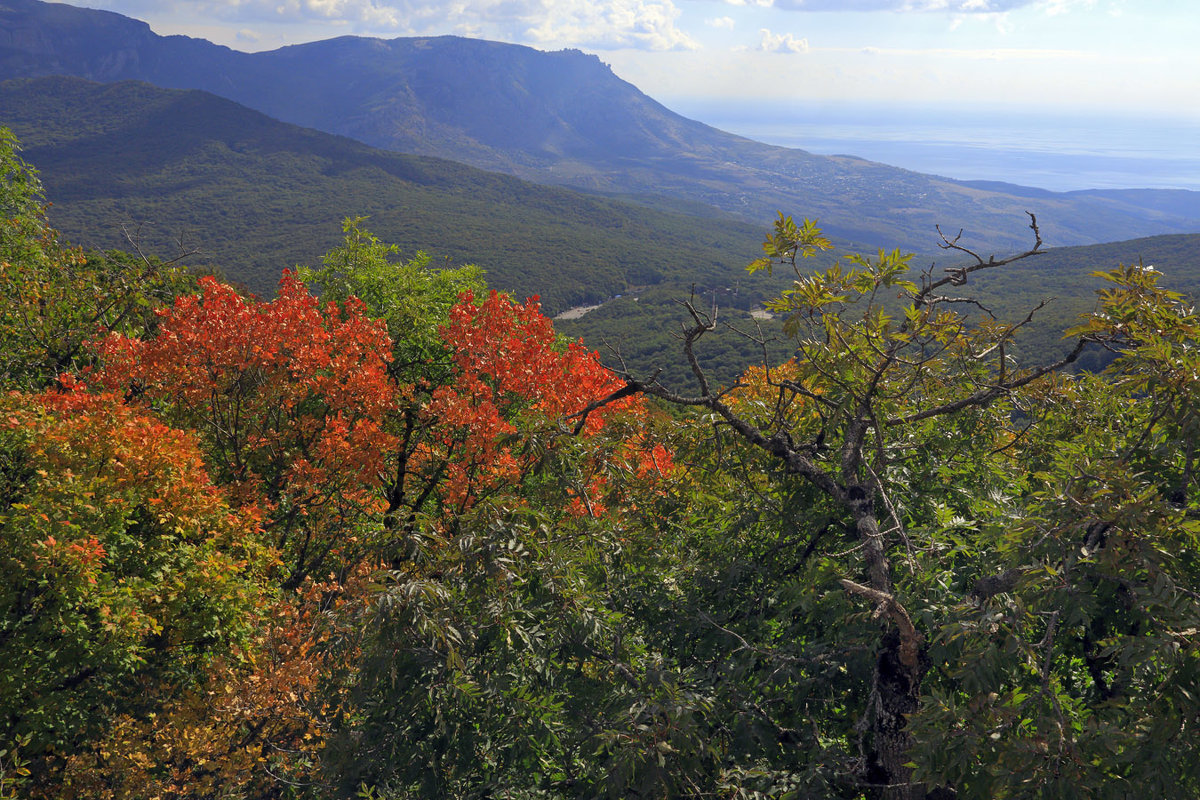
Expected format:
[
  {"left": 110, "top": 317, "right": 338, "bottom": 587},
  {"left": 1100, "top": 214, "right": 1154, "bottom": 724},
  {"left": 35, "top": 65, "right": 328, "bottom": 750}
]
[{"left": 56, "top": 0, "right": 1199, "bottom": 121}]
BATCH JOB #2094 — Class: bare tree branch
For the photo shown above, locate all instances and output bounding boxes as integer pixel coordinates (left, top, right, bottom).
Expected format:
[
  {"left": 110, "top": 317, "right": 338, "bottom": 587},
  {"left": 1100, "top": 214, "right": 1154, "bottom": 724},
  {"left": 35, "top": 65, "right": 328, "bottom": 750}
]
[{"left": 921, "top": 212, "right": 1044, "bottom": 303}]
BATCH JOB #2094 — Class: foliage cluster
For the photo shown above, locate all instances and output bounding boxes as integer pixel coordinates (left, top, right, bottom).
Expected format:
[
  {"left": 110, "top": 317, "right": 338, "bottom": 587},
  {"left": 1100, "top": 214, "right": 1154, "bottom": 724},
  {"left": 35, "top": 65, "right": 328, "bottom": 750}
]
[{"left": 3, "top": 128, "right": 1200, "bottom": 800}]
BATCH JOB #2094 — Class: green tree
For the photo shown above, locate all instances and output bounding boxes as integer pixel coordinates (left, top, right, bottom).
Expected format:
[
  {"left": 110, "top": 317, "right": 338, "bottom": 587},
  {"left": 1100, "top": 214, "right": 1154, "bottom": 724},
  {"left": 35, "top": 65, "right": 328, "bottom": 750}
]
[
  {"left": 0, "top": 128, "right": 196, "bottom": 390},
  {"left": 907, "top": 262, "right": 1200, "bottom": 798},
  {"left": 617, "top": 213, "right": 1113, "bottom": 799},
  {"left": 298, "top": 217, "right": 486, "bottom": 386},
  {"left": 0, "top": 387, "right": 273, "bottom": 793},
  {"left": 302, "top": 257, "right": 688, "bottom": 797}
]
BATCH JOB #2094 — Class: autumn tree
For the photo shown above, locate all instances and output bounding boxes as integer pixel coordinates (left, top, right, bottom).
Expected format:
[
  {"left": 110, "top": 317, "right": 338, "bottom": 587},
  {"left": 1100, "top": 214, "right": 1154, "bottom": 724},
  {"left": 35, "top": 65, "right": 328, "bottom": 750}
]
[
  {"left": 0, "top": 386, "right": 273, "bottom": 794},
  {"left": 58, "top": 252, "right": 404, "bottom": 794},
  {"left": 297, "top": 228, "right": 682, "bottom": 796},
  {"left": 298, "top": 218, "right": 485, "bottom": 552},
  {"left": 73, "top": 220, "right": 680, "bottom": 797},
  {"left": 299, "top": 220, "right": 671, "bottom": 547},
  {"left": 91, "top": 272, "right": 397, "bottom": 589}
]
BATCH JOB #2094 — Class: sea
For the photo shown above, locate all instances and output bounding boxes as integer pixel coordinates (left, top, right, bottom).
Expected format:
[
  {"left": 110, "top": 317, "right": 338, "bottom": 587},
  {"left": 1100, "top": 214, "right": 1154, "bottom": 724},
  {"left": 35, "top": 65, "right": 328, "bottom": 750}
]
[{"left": 671, "top": 101, "right": 1200, "bottom": 194}]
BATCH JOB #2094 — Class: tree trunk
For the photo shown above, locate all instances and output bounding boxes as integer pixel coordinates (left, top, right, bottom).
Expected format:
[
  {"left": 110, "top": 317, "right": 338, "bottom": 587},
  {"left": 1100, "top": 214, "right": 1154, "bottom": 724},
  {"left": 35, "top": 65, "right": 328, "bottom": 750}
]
[
  {"left": 848, "top": 494, "right": 930, "bottom": 800},
  {"left": 865, "top": 628, "right": 925, "bottom": 800}
]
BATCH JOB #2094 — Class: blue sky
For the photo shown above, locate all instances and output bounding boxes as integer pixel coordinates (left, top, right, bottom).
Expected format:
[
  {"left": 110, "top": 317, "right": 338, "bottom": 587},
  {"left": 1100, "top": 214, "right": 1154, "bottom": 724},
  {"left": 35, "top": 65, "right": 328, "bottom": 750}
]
[{"left": 58, "top": 0, "right": 1199, "bottom": 119}]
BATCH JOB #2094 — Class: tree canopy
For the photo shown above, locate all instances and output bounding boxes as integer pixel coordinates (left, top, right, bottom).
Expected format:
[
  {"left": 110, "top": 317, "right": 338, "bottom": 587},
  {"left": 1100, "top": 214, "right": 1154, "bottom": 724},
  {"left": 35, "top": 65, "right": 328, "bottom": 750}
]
[{"left": 2, "top": 127, "right": 1199, "bottom": 800}]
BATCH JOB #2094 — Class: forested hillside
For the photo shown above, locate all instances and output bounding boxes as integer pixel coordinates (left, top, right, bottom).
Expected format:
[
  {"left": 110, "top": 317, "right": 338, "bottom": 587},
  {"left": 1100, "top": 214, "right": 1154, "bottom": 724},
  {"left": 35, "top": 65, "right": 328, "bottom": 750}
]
[
  {"left": 0, "top": 75, "right": 772, "bottom": 310},
  {"left": 5, "top": 128, "right": 1200, "bottom": 800},
  {"left": 4, "top": 0, "right": 1200, "bottom": 254},
  {"left": 561, "top": 228, "right": 1200, "bottom": 383},
  {"left": 9, "top": 75, "right": 1200, "bottom": 387}
]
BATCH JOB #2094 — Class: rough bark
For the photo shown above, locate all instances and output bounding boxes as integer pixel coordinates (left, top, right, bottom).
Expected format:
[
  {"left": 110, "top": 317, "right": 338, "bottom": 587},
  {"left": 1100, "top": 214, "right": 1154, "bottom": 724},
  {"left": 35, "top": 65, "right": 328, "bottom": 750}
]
[
  {"left": 842, "top": 500, "right": 928, "bottom": 800},
  {"left": 866, "top": 628, "right": 925, "bottom": 800}
]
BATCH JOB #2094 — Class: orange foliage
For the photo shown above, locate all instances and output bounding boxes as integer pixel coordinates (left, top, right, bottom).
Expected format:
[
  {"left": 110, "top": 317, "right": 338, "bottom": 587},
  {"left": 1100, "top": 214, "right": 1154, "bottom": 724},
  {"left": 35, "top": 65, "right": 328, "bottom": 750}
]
[
  {"left": 54, "top": 574, "right": 366, "bottom": 800},
  {"left": 91, "top": 273, "right": 397, "bottom": 583},
  {"left": 418, "top": 291, "right": 671, "bottom": 518},
  {"left": 2, "top": 385, "right": 271, "bottom": 646},
  {"left": 26, "top": 281, "right": 677, "bottom": 798},
  {"left": 0, "top": 387, "right": 276, "bottom": 797}
]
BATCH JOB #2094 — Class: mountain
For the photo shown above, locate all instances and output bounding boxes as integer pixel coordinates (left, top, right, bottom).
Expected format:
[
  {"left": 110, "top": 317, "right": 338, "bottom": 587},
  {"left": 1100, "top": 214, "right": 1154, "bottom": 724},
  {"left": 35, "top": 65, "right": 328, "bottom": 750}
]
[
  {"left": 5, "top": 75, "right": 1198, "bottom": 388},
  {"left": 0, "top": 75, "right": 771, "bottom": 309},
  {"left": 3, "top": 0, "right": 1198, "bottom": 254}
]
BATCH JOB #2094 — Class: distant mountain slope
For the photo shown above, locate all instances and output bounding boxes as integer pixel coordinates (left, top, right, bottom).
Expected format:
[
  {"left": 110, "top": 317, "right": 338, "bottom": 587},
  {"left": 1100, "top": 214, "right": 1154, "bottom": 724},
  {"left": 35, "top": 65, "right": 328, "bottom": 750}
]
[
  {"left": 970, "top": 230, "right": 1200, "bottom": 335},
  {"left": 980, "top": 232, "right": 1200, "bottom": 297},
  {"left": 0, "top": 76, "right": 769, "bottom": 309},
  {"left": 3, "top": 0, "right": 1198, "bottom": 253},
  {"left": 962, "top": 231, "right": 1200, "bottom": 372},
  {"left": 559, "top": 231, "right": 1200, "bottom": 385}
]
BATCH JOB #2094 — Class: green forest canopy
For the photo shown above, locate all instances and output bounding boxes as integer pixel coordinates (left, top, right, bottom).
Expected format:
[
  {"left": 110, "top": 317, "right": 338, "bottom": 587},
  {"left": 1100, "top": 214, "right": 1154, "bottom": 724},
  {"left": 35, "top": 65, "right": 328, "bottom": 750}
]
[{"left": 3, "top": 128, "right": 1200, "bottom": 800}]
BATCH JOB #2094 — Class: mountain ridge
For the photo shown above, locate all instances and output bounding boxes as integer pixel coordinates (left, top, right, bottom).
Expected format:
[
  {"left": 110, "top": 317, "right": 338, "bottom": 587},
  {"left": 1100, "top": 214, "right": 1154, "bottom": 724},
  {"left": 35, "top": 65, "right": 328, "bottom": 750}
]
[
  {"left": 3, "top": 0, "right": 1198, "bottom": 254},
  {"left": 5, "top": 73, "right": 1199, "bottom": 387}
]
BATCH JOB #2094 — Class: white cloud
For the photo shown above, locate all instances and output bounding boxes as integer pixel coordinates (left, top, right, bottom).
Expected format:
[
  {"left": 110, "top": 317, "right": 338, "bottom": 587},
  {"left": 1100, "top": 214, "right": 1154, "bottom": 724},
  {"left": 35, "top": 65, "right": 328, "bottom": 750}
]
[
  {"left": 522, "top": 0, "right": 697, "bottom": 50},
  {"left": 707, "top": 15, "right": 736, "bottom": 29},
  {"left": 769, "top": 0, "right": 1112, "bottom": 11},
  {"left": 92, "top": 0, "right": 697, "bottom": 50},
  {"left": 833, "top": 45, "right": 1101, "bottom": 60},
  {"left": 1041, "top": 0, "right": 1096, "bottom": 14},
  {"left": 95, "top": 0, "right": 405, "bottom": 27},
  {"left": 758, "top": 28, "right": 809, "bottom": 52},
  {"left": 772, "top": 0, "right": 1034, "bottom": 11}
]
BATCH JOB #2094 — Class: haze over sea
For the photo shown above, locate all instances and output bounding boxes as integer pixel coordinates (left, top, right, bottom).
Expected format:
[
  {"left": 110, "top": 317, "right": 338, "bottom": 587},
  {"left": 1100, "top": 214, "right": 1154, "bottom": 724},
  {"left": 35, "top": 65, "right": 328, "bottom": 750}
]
[{"left": 678, "top": 102, "right": 1200, "bottom": 194}]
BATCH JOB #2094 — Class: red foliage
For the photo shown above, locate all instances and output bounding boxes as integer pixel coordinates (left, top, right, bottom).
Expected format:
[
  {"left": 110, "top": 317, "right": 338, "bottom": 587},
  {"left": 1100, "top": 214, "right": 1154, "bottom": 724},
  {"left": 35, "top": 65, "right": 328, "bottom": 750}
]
[
  {"left": 438, "top": 290, "right": 633, "bottom": 425},
  {"left": 91, "top": 273, "right": 396, "bottom": 582},
  {"left": 418, "top": 290, "right": 671, "bottom": 517},
  {"left": 88, "top": 277, "right": 672, "bottom": 565}
]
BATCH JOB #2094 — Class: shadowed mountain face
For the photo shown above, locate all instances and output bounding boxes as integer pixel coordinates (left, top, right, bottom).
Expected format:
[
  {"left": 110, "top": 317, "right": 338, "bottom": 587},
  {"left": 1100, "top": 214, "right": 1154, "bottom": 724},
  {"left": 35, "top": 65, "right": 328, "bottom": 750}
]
[
  {"left": 2, "top": 0, "right": 1199, "bottom": 253},
  {"left": 0, "top": 75, "right": 771, "bottom": 309}
]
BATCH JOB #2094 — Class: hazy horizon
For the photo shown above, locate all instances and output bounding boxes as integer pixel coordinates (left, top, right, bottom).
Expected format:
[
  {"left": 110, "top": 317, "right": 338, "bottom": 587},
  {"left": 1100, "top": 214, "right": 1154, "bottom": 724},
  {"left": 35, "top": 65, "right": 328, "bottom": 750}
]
[{"left": 668, "top": 99, "right": 1200, "bottom": 193}]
